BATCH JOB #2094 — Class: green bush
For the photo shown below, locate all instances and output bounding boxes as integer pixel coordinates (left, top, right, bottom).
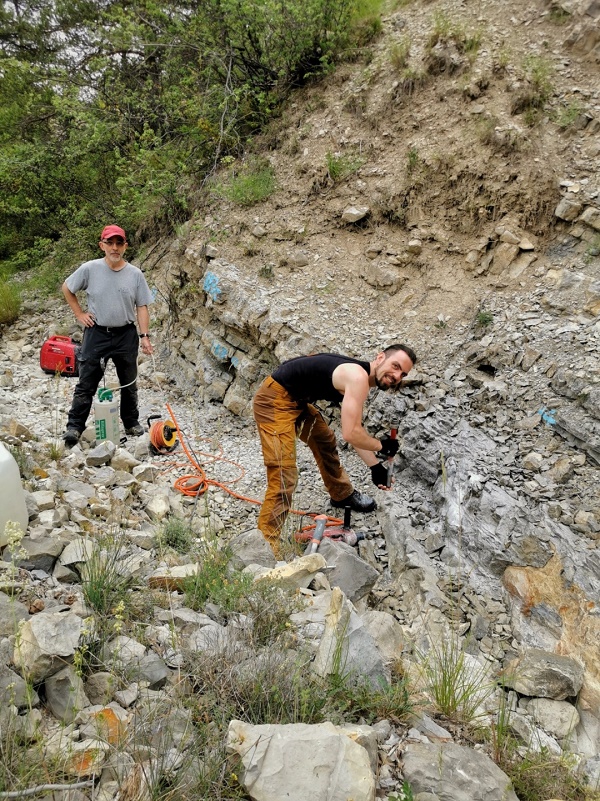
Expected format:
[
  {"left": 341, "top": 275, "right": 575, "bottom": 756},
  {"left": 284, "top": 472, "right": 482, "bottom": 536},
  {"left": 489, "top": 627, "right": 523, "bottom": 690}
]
[
  {"left": 416, "top": 634, "right": 495, "bottom": 723},
  {"left": 390, "top": 37, "right": 411, "bottom": 70},
  {"left": 0, "top": 0, "right": 358, "bottom": 274},
  {"left": 183, "top": 543, "right": 252, "bottom": 612}
]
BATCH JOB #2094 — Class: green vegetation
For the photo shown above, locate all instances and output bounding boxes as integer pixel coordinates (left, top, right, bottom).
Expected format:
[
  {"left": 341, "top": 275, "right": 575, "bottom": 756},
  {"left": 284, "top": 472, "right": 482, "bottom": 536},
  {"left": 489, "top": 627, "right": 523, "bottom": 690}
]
[
  {"left": 258, "top": 263, "right": 274, "bottom": 280},
  {"left": 555, "top": 100, "right": 586, "bottom": 130},
  {"left": 325, "top": 150, "right": 365, "bottom": 182},
  {"left": 476, "top": 310, "right": 494, "bottom": 327},
  {"left": 0, "top": 279, "right": 20, "bottom": 325},
  {"left": 183, "top": 542, "right": 252, "bottom": 612},
  {"left": 217, "top": 158, "right": 276, "bottom": 206},
  {"left": 584, "top": 236, "right": 600, "bottom": 264},
  {"left": 497, "top": 742, "right": 592, "bottom": 801},
  {"left": 511, "top": 55, "right": 554, "bottom": 123},
  {"left": 390, "top": 37, "right": 411, "bottom": 70},
  {"left": 407, "top": 145, "right": 419, "bottom": 174},
  {"left": 80, "top": 531, "right": 132, "bottom": 620},
  {"left": 158, "top": 516, "right": 195, "bottom": 554},
  {"left": 549, "top": 7, "right": 571, "bottom": 24},
  {"left": 476, "top": 116, "right": 524, "bottom": 154},
  {"left": 416, "top": 633, "right": 494, "bottom": 723},
  {"left": 389, "top": 783, "right": 415, "bottom": 801},
  {"left": 0, "top": 0, "right": 370, "bottom": 287},
  {"left": 426, "top": 10, "right": 482, "bottom": 58}
]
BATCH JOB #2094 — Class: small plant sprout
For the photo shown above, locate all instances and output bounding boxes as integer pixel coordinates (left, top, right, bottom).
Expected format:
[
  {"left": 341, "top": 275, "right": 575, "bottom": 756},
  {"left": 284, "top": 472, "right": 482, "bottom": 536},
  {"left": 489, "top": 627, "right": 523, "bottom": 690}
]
[
  {"left": 407, "top": 145, "right": 419, "bottom": 173},
  {"left": 476, "top": 310, "right": 494, "bottom": 327},
  {"left": 258, "top": 263, "right": 274, "bottom": 280}
]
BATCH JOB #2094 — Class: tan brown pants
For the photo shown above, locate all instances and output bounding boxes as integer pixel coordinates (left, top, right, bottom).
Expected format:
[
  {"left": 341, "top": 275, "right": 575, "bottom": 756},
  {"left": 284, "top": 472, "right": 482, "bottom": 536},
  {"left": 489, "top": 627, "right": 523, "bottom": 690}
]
[{"left": 253, "top": 377, "right": 353, "bottom": 548}]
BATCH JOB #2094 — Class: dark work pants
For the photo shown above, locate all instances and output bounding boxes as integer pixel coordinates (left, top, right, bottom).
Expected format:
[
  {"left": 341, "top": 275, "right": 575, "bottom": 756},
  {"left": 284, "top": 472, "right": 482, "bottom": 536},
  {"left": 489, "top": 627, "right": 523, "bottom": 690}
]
[{"left": 66, "top": 324, "right": 140, "bottom": 432}]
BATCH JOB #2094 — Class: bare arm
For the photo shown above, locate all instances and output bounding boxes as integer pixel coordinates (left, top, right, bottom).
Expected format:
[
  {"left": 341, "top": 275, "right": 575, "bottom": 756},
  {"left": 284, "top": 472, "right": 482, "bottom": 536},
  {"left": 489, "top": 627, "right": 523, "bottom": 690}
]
[
  {"left": 62, "top": 282, "right": 95, "bottom": 327},
  {"left": 335, "top": 364, "right": 382, "bottom": 460},
  {"left": 136, "top": 306, "right": 154, "bottom": 355}
]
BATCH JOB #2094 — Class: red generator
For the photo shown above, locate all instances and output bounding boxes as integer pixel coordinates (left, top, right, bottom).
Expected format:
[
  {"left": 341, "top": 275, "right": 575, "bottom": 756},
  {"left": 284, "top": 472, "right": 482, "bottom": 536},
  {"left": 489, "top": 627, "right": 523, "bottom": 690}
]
[{"left": 40, "top": 335, "right": 80, "bottom": 376}]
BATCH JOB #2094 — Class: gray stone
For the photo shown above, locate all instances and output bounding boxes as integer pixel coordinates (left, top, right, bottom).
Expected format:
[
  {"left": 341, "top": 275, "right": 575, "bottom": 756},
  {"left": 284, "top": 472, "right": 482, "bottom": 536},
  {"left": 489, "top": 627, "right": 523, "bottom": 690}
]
[
  {"left": 312, "top": 588, "right": 388, "bottom": 687},
  {"left": 580, "top": 205, "right": 600, "bottom": 231},
  {"left": 138, "top": 652, "right": 171, "bottom": 690},
  {"left": 503, "top": 648, "right": 585, "bottom": 700},
  {"left": 100, "top": 635, "right": 146, "bottom": 672},
  {"left": 555, "top": 196, "right": 583, "bottom": 221},
  {"left": 317, "top": 538, "right": 379, "bottom": 604},
  {"left": 45, "top": 665, "right": 90, "bottom": 723},
  {"left": 528, "top": 697, "right": 580, "bottom": 738},
  {"left": 341, "top": 206, "right": 370, "bottom": 223},
  {"left": 228, "top": 528, "right": 277, "bottom": 570},
  {"left": 86, "top": 440, "right": 116, "bottom": 467},
  {"left": 84, "top": 672, "right": 115, "bottom": 705},
  {"left": 227, "top": 720, "right": 375, "bottom": 801},
  {"left": 360, "top": 610, "right": 404, "bottom": 664},
  {"left": 13, "top": 611, "right": 83, "bottom": 683},
  {"left": 403, "top": 742, "right": 519, "bottom": 801},
  {"left": 0, "top": 664, "right": 39, "bottom": 708},
  {"left": 0, "top": 590, "right": 29, "bottom": 636}
]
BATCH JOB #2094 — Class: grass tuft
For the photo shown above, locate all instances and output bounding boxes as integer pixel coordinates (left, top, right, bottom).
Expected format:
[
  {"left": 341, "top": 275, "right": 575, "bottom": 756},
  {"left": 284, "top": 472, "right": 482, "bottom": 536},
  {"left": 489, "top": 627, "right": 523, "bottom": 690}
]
[
  {"left": 218, "top": 158, "right": 276, "bottom": 207},
  {"left": 416, "top": 633, "right": 495, "bottom": 723},
  {"left": 325, "top": 151, "right": 364, "bottom": 183},
  {"left": 0, "top": 280, "right": 21, "bottom": 325},
  {"left": 80, "top": 531, "right": 132, "bottom": 620},
  {"left": 158, "top": 516, "right": 195, "bottom": 554}
]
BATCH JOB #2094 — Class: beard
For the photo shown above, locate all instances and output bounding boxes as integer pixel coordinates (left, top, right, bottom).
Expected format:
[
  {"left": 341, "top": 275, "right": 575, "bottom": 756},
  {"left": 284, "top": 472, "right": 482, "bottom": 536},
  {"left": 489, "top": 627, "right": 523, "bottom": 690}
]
[{"left": 376, "top": 375, "right": 396, "bottom": 391}]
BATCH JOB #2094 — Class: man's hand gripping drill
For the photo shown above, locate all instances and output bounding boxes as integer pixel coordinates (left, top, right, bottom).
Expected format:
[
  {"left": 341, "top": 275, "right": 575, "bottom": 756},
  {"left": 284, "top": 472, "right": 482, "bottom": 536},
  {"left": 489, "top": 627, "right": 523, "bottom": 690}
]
[{"left": 370, "top": 426, "right": 399, "bottom": 489}]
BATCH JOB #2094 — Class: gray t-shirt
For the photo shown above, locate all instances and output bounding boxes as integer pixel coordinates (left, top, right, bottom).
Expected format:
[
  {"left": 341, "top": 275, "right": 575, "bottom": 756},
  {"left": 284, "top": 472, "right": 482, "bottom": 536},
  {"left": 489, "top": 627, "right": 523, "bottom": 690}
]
[{"left": 65, "top": 258, "right": 154, "bottom": 328}]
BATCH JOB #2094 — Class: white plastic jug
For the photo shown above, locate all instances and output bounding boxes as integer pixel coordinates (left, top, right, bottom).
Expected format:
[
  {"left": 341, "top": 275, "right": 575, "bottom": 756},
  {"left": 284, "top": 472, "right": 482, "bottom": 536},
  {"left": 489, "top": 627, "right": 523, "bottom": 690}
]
[
  {"left": 94, "top": 388, "right": 121, "bottom": 445},
  {"left": 0, "top": 442, "right": 29, "bottom": 547}
]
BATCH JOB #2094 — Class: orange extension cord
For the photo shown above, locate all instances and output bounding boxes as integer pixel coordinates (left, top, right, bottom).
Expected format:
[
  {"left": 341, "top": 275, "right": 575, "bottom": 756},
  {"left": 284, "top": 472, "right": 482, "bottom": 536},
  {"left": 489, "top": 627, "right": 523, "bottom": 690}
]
[{"left": 159, "top": 403, "right": 343, "bottom": 538}]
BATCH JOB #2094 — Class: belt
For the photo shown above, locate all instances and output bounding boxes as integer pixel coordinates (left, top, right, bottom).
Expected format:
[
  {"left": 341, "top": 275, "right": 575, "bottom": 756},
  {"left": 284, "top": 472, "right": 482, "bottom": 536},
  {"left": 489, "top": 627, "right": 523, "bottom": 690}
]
[{"left": 94, "top": 323, "right": 135, "bottom": 333}]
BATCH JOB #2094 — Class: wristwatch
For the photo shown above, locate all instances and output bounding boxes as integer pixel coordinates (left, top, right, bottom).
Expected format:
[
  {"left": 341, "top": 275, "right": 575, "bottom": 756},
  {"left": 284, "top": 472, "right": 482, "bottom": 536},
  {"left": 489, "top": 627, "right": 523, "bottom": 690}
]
[{"left": 140, "top": 333, "right": 150, "bottom": 338}]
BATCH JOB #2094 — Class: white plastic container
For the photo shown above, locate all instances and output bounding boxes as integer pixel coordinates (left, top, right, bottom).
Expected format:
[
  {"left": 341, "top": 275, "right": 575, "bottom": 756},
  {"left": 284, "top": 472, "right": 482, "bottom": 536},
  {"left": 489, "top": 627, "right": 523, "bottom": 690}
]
[
  {"left": 94, "top": 389, "right": 121, "bottom": 445},
  {"left": 0, "top": 442, "right": 29, "bottom": 547}
]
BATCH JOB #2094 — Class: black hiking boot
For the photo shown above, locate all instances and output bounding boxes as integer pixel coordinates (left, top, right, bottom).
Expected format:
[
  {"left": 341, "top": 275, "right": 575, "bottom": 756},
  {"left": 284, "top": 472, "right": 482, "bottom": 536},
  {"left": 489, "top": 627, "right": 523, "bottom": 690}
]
[{"left": 331, "top": 490, "right": 377, "bottom": 514}]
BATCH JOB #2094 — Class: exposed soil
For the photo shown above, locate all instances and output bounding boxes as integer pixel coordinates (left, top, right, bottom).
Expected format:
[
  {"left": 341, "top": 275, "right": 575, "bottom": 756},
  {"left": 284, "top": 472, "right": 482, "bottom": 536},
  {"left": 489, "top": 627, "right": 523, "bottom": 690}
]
[{"left": 182, "top": 0, "right": 599, "bottom": 368}]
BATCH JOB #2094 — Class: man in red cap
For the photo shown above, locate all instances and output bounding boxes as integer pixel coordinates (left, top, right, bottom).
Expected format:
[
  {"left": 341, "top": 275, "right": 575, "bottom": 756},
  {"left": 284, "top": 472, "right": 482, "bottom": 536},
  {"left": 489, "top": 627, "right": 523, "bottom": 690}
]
[{"left": 61, "top": 224, "right": 154, "bottom": 446}]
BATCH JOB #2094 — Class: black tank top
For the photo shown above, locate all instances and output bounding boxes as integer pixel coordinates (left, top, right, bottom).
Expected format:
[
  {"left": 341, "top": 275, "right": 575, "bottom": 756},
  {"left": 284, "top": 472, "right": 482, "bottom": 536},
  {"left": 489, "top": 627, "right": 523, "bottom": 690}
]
[{"left": 272, "top": 353, "right": 371, "bottom": 404}]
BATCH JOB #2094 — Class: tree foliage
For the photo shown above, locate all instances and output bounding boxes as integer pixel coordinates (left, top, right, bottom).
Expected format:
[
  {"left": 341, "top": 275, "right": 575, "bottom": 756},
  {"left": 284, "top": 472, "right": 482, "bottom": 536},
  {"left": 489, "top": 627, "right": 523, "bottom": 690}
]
[{"left": 0, "top": 0, "right": 362, "bottom": 280}]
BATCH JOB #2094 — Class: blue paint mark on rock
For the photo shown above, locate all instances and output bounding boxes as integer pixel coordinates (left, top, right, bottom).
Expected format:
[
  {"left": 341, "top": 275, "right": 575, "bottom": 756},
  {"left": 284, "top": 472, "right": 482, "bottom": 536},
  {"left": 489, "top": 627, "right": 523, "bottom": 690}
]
[
  {"left": 537, "top": 407, "right": 557, "bottom": 426},
  {"left": 211, "top": 340, "right": 229, "bottom": 362},
  {"left": 203, "top": 271, "right": 221, "bottom": 300}
]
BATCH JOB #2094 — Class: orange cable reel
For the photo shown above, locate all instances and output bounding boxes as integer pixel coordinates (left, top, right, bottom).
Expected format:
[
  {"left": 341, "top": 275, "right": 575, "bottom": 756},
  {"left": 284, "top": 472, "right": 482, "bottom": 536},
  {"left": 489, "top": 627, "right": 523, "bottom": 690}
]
[{"left": 147, "top": 414, "right": 179, "bottom": 454}]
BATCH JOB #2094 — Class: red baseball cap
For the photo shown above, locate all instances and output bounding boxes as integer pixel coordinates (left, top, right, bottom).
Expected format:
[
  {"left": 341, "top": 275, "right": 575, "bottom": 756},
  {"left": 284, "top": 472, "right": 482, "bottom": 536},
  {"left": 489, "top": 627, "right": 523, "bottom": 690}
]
[{"left": 100, "top": 225, "right": 126, "bottom": 241}]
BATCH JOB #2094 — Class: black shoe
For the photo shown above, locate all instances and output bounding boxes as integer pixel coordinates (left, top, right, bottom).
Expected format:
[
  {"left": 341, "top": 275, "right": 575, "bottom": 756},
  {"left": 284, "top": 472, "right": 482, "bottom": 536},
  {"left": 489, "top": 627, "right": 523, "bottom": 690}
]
[
  {"left": 63, "top": 428, "right": 81, "bottom": 447},
  {"left": 331, "top": 490, "right": 377, "bottom": 514},
  {"left": 125, "top": 424, "right": 145, "bottom": 436}
]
